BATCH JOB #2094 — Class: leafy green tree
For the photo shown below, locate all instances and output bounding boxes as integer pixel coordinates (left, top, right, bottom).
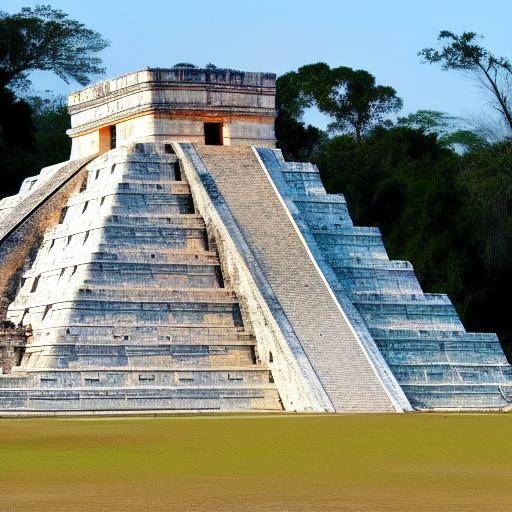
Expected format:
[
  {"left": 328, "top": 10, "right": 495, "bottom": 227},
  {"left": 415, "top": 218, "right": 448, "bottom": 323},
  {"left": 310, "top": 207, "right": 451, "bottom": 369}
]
[
  {"left": 275, "top": 114, "right": 326, "bottom": 162},
  {"left": 0, "top": 4, "right": 109, "bottom": 91},
  {"left": 275, "top": 70, "right": 326, "bottom": 161},
  {"left": 0, "top": 5, "right": 107, "bottom": 198},
  {"left": 0, "top": 93, "right": 70, "bottom": 197},
  {"left": 398, "top": 110, "right": 487, "bottom": 151},
  {"left": 276, "top": 63, "right": 402, "bottom": 143},
  {"left": 314, "top": 66, "right": 402, "bottom": 141},
  {"left": 419, "top": 31, "right": 512, "bottom": 135}
]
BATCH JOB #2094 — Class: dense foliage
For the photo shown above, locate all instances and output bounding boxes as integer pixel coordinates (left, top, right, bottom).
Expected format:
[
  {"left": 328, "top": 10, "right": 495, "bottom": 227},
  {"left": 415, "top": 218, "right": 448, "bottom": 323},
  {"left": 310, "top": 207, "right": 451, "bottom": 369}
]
[
  {"left": 0, "top": 92, "right": 70, "bottom": 197},
  {"left": 0, "top": 4, "right": 106, "bottom": 198},
  {"left": 277, "top": 63, "right": 402, "bottom": 142},
  {"left": 0, "top": 4, "right": 108, "bottom": 90}
]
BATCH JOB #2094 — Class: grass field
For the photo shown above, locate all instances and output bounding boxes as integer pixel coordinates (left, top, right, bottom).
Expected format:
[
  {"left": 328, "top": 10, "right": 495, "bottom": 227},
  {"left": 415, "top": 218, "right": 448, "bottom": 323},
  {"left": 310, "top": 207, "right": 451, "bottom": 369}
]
[{"left": 1, "top": 413, "right": 511, "bottom": 511}]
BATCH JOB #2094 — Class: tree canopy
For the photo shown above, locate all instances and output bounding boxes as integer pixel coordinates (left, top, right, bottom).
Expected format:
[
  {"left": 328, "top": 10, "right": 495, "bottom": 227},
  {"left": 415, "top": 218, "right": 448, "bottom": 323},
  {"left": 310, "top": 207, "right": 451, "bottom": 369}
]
[
  {"left": 0, "top": 4, "right": 109, "bottom": 91},
  {"left": 0, "top": 5, "right": 107, "bottom": 198},
  {"left": 277, "top": 63, "right": 402, "bottom": 142},
  {"left": 398, "top": 110, "right": 487, "bottom": 152},
  {"left": 419, "top": 31, "right": 512, "bottom": 135}
]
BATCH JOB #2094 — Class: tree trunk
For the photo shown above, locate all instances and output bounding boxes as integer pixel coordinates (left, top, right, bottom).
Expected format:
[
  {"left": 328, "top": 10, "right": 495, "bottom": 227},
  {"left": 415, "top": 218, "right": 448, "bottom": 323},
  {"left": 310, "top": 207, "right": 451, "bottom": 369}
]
[{"left": 479, "top": 64, "right": 512, "bottom": 134}]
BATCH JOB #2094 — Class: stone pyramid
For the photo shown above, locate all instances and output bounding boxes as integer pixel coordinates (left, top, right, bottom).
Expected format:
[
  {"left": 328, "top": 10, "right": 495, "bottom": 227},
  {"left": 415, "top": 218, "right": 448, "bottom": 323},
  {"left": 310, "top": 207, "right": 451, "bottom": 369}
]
[{"left": 0, "top": 67, "right": 511, "bottom": 413}]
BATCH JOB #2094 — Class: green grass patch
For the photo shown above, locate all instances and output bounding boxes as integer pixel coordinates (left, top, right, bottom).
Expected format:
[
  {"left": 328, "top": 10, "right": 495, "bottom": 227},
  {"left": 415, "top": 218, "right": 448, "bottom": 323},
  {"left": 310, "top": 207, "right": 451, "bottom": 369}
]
[{"left": 0, "top": 413, "right": 511, "bottom": 511}]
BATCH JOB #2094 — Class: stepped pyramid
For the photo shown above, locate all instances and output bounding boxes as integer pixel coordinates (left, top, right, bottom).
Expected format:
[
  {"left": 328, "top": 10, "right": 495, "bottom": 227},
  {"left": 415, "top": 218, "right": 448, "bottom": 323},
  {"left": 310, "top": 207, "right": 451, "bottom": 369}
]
[{"left": 0, "top": 67, "right": 511, "bottom": 413}]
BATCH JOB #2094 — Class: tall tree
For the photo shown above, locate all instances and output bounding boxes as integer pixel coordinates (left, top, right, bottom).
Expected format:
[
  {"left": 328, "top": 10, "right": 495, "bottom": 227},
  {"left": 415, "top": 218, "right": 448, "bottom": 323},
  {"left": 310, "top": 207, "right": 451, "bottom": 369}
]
[
  {"left": 0, "top": 5, "right": 108, "bottom": 198},
  {"left": 314, "top": 66, "right": 402, "bottom": 142},
  {"left": 0, "top": 4, "right": 109, "bottom": 91},
  {"left": 277, "top": 63, "right": 402, "bottom": 143},
  {"left": 275, "top": 69, "right": 326, "bottom": 161},
  {"left": 419, "top": 31, "right": 512, "bottom": 135}
]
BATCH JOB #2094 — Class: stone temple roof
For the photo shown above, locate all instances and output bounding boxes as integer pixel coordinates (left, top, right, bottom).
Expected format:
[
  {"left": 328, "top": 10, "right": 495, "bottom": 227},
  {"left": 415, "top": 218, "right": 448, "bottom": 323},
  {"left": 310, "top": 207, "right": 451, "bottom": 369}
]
[
  {"left": 66, "top": 67, "right": 277, "bottom": 151},
  {"left": 68, "top": 67, "right": 276, "bottom": 111}
]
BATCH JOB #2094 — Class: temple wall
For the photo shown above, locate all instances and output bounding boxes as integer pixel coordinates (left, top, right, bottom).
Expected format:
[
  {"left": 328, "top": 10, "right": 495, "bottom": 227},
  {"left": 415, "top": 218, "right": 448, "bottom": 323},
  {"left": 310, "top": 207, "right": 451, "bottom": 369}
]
[
  {"left": 71, "top": 115, "right": 276, "bottom": 158},
  {"left": 0, "top": 166, "right": 88, "bottom": 318},
  {"left": 67, "top": 67, "right": 276, "bottom": 159}
]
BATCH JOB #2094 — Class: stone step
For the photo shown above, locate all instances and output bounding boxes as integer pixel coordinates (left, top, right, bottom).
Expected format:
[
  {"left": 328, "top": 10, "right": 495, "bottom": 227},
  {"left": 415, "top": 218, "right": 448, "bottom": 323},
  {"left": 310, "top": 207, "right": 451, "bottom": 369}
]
[
  {"left": 0, "top": 386, "right": 283, "bottom": 412},
  {"left": 95, "top": 248, "right": 218, "bottom": 262},
  {"left": 401, "top": 384, "right": 510, "bottom": 410},
  {"left": 33, "top": 323, "right": 251, "bottom": 338},
  {"left": 19, "top": 347, "right": 258, "bottom": 370},
  {"left": 46, "top": 222, "right": 207, "bottom": 241},
  {"left": 10, "top": 367, "right": 274, "bottom": 387},
  {"left": 22, "top": 259, "right": 221, "bottom": 280},
  {"left": 378, "top": 347, "right": 508, "bottom": 365},
  {"left": 389, "top": 363, "right": 512, "bottom": 384}
]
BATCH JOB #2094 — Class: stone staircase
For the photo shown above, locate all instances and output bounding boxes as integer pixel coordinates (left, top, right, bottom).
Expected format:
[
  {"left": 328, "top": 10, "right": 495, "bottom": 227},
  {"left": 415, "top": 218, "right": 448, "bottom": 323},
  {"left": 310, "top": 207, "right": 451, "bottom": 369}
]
[
  {"left": 256, "top": 147, "right": 512, "bottom": 410},
  {"left": 182, "top": 143, "right": 408, "bottom": 412},
  {"left": 0, "top": 143, "right": 281, "bottom": 412}
]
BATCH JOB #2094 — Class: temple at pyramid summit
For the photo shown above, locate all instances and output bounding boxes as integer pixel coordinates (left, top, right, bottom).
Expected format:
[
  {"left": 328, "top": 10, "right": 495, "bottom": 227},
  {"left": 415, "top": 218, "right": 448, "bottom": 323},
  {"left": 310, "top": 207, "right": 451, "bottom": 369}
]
[{"left": 1, "top": 66, "right": 512, "bottom": 413}]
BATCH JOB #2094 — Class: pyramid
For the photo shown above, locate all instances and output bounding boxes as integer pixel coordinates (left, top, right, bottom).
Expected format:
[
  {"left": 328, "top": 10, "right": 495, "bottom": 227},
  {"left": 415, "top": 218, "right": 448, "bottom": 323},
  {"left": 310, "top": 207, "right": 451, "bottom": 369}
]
[{"left": 0, "top": 67, "right": 511, "bottom": 413}]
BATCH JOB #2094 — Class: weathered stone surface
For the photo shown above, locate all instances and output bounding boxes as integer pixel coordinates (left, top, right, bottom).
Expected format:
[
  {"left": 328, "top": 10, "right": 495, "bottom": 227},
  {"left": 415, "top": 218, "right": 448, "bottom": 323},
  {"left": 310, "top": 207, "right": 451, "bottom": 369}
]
[
  {"left": 0, "top": 157, "right": 92, "bottom": 323},
  {"left": 180, "top": 144, "right": 405, "bottom": 412},
  {"left": 0, "top": 323, "right": 29, "bottom": 374},
  {"left": 255, "top": 147, "right": 512, "bottom": 410},
  {"left": 68, "top": 67, "right": 276, "bottom": 158},
  {"left": 174, "top": 144, "right": 334, "bottom": 412},
  {"left": 0, "top": 143, "right": 281, "bottom": 412}
]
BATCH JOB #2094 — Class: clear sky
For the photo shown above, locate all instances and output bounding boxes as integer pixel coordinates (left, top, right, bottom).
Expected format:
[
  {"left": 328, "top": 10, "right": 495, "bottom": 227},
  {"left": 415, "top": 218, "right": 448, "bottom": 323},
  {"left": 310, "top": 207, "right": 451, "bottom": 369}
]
[{"left": 3, "top": 0, "right": 511, "bottom": 127}]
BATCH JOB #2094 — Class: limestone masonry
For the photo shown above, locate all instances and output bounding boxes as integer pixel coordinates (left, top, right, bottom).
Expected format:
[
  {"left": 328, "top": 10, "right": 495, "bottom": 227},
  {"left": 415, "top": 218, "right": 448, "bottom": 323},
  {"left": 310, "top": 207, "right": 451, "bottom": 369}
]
[{"left": 0, "top": 67, "right": 511, "bottom": 413}]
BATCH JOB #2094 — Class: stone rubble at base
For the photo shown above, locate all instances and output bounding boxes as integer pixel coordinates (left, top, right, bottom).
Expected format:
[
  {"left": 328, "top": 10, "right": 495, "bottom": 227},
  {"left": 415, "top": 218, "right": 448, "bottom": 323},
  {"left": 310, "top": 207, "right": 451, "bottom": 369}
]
[{"left": 0, "top": 67, "right": 510, "bottom": 413}]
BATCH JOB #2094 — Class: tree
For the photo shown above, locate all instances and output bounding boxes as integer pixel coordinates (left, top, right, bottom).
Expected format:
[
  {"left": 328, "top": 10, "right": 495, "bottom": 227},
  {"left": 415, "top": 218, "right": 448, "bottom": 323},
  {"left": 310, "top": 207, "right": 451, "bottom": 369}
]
[
  {"left": 275, "top": 70, "right": 326, "bottom": 161},
  {"left": 398, "top": 110, "right": 487, "bottom": 152},
  {"left": 0, "top": 93, "right": 70, "bottom": 198},
  {"left": 419, "top": 31, "right": 512, "bottom": 135},
  {"left": 314, "top": 66, "right": 403, "bottom": 141},
  {"left": 0, "top": 4, "right": 109, "bottom": 91},
  {"left": 172, "top": 63, "right": 197, "bottom": 69},
  {"left": 276, "top": 63, "right": 402, "bottom": 143},
  {"left": 0, "top": 5, "right": 106, "bottom": 198}
]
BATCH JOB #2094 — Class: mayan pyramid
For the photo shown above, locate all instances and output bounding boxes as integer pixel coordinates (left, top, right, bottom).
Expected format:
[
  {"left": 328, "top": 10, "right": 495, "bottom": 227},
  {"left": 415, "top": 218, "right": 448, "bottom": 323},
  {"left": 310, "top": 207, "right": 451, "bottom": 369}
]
[{"left": 0, "top": 67, "right": 511, "bottom": 413}]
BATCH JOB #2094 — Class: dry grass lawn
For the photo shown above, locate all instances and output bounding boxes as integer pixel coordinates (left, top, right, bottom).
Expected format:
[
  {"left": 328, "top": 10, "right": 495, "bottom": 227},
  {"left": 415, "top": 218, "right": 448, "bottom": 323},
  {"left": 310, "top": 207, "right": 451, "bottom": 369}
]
[{"left": 0, "top": 413, "right": 511, "bottom": 511}]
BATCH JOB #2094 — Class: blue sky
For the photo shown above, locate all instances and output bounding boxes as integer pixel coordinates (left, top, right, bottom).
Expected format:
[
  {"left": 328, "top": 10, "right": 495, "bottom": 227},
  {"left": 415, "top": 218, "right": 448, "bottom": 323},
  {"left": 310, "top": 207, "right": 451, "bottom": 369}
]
[{"left": 3, "top": 0, "right": 511, "bottom": 127}]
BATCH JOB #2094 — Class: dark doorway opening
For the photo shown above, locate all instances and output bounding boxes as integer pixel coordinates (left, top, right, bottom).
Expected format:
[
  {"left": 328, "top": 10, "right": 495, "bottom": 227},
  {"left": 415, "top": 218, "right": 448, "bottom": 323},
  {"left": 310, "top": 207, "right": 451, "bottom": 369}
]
[
  {"left": 110, "top": 125, "right": 117, "bottom": 149},
  {"left": 204, "top": 123, "right": 223, "bottom": 145}
]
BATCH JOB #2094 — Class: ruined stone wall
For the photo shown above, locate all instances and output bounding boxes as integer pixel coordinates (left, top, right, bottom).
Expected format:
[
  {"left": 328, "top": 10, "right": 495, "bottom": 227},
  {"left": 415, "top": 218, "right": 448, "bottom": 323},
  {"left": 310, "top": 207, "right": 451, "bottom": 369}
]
[{"left": 0, "top": 324, "right": 29, "bottom": 374}]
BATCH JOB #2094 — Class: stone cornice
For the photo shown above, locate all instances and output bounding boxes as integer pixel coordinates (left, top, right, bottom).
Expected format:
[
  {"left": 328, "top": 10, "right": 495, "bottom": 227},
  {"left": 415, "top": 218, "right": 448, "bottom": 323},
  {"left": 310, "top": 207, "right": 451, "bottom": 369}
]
[{"left": 68, "top": 67, "right": 276, "bottom": 113}]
